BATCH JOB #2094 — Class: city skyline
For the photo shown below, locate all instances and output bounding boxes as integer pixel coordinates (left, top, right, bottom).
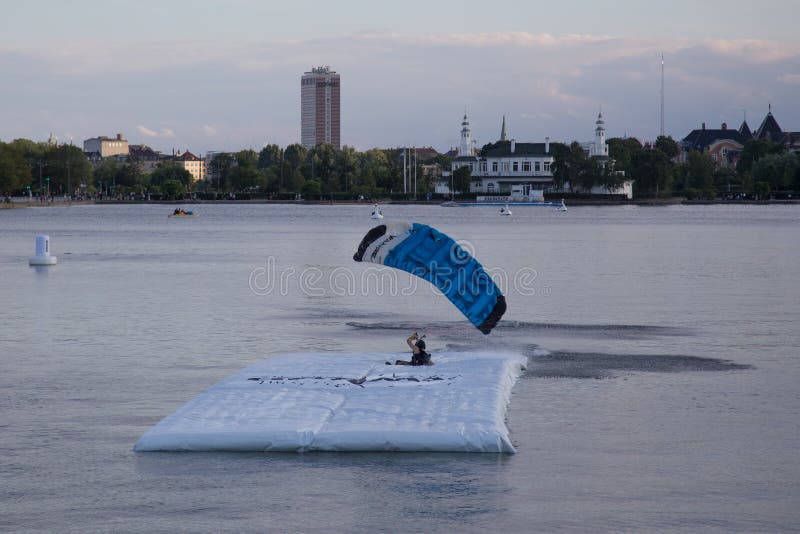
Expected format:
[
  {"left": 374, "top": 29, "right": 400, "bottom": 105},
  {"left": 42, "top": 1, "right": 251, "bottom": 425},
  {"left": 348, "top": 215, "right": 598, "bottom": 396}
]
[{"left": 1, "top": 0, "right": 798, "bottom": 154}]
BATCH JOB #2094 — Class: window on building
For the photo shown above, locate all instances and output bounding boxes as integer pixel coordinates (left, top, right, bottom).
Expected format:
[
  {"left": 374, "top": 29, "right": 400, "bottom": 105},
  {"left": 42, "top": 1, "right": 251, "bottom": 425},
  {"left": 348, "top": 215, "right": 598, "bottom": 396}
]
[
  {"left": 543, "top": 162, "right": 551, "bottom": 172},
  {"left": 522, "top": 161, "right": 531, "bottom": 172},
  {"left": 502, "top": 162, "right": 509, "bottom": 172},
  {"left": 512, "top": 161, "right": 519, "bottom": 172},
  {"left": 480, "top": 162, "right": 487, "bottom": 172},
  {"left": 534, "top": 161, "right": 541, "bottom": 172},
  {"left": 492, "top": 162, "right": 498, "bottom": 172},
  {"left": 712, "top": 153, "right": 718, "bottom": 162}
]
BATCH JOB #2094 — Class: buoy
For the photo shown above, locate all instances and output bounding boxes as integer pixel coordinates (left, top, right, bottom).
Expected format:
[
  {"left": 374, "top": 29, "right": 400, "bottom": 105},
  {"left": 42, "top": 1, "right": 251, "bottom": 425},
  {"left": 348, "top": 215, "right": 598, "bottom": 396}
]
[{"left": 29, "top": 235, "right": 57, "bottom": 266}]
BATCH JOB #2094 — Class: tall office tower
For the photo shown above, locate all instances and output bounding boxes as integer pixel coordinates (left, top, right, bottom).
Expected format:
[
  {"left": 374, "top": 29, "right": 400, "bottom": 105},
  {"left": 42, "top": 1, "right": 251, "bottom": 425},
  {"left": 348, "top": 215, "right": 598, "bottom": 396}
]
[{"left": 301, "top": 66, "right": 340, "bottom": 149}]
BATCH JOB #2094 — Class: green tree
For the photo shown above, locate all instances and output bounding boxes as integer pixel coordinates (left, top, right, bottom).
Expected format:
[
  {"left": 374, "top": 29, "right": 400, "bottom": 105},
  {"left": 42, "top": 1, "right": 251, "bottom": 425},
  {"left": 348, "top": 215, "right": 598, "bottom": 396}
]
[
  {"left": 262, "top": 167, "right": 280, "bottom": 193},
  {"left": 335, "top": 146, "right": 358, "bottom": 192},
  {"left": 209, "top": 153, "right": 234, "bottom": 191},
  {"left": 451, "top": 165, "right": 472, "bottom": 196},
  {"left": 737, "top": 138, "right": 786, "bottom": 180},
  {"left": 631, "top": 148, "right": 671, "bottom": 197},
  {"left": 93, "top": 158, "right": 118, "bottom": 192},
  {"left": 161, "top": 179, "right": 185, "bottom": 199},
  {"left": 258, "top": 144, "right": 282, "bottom": 169},
  {"left": 0, "top": 142, "right": 31, "bottom": 192},
  {"left": 713, "top": 167, "right": 739, "bottom": 195},
  {"left": 308, "top": 144, "right": 337, "bottom": 191},
  {"left": 752, "top": 152, "right": 799, "bottom": 192},
  {"left": 686, "top": 150, "right": 715, "bottom": 195},
  {"left": 301, "top": 179, "right": 321, "bottom": 198},
  {"left": 150, "top": 163, "right": 193, "bottom": 187},
  {"left": 753, "top": 181, "right": 770, "bottom": 199},
  {"left": 357, "top": 149, "right": 390, "bottom": 194},
  {"left": 43, "top": 144, "right": 93, "bottom": 196},
  {"left": 552, "top": 142, "right": 589, "bottom": 192},
  {"left": 284, "top": 144, "right": 307, "bottom": 173},
  {"left": 229, "top": 150, "right": 261, "bottom": 191},
  {"left": 607, "top": 137, "right": 642, "bottom": 177},
  {"left": 655, "top": 135, "right": 680, "bottom": 160}
]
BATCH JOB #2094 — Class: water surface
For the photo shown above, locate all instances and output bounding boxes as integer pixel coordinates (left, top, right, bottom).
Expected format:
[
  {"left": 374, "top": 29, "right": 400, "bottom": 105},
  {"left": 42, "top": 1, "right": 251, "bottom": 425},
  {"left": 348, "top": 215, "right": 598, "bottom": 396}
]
[{"left": 1, "top": 203, "right": 799, "bottom": 532}]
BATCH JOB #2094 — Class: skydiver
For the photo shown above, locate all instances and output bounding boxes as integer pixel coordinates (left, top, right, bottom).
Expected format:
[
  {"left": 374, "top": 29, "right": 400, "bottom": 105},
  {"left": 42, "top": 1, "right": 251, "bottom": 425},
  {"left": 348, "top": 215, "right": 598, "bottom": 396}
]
[{"left": 394, "top": 332, "right": 433, "bottom": 366}]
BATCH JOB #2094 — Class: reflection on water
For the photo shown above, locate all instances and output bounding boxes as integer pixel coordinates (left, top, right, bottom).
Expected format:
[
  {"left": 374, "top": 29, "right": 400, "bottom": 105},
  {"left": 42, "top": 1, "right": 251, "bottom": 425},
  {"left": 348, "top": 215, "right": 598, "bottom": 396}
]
[{"left": 523, "top": 350, "right": 752, "bottom": 379}]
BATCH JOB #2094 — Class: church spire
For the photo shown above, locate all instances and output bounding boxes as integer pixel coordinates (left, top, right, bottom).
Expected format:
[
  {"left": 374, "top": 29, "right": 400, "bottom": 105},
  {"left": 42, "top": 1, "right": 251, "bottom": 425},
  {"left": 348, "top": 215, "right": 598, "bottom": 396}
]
[{"left": 500, "top": 115, "right": 507, "bottom": 142}]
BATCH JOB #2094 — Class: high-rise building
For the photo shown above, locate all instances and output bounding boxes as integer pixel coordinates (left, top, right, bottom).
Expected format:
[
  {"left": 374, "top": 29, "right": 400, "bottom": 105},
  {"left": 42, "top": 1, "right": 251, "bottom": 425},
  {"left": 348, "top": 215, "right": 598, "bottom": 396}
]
[{"left": 301, "top": 66, "right": 340, "bottom": 149}]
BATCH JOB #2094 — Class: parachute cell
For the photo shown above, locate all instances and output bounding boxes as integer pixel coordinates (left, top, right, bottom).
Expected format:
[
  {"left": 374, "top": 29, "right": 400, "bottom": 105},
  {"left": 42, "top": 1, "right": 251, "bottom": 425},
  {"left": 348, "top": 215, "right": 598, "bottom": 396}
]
[{"left": 353, "top": 222, "right": 506, "bottom": 334}]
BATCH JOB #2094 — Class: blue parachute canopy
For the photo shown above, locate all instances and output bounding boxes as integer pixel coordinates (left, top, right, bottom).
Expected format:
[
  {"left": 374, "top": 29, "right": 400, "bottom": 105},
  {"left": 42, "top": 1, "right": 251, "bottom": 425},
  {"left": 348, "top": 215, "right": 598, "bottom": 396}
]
[{"left": 353, "top": 222, "right": 506, "bottom": 334}]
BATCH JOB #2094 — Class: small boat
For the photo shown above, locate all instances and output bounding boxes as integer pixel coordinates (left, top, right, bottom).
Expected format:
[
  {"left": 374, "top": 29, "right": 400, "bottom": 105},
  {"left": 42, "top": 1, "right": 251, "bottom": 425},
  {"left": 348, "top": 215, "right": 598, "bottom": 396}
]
[
  {"left": 557, "top": 200, "right": 567, "bottom": 212},
  {"left": 370, "top": 204, "right": 384, "bottom": 219},
  {"left": 499, "top": 204, "right": 512, "bottom": 216},
  {"left": 168, "top": 208, "right": 198, "bottom": 218}
]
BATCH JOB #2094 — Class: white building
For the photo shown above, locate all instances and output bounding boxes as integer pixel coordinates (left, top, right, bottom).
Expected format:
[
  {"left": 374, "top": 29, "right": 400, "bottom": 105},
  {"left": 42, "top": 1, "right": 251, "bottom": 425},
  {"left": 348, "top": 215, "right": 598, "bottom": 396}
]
[
  {"left": 438, "top": 114, "right": 558, "bottom": 195},
  {"left": 83, "top": 134, "right": 129, "bottom": 158},
  {"left": 438, "top": 112, "right": 634, "bottom": 199},
  {"left": 171, "top": 150, "right": 205, "bottom": 182}
]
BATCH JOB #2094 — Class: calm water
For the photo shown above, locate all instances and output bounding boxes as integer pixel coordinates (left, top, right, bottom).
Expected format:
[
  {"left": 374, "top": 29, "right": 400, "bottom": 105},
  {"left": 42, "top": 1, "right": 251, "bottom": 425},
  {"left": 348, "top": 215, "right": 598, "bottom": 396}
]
[{"left": 1, "top": 203, "right": 799, "bottom": 532}]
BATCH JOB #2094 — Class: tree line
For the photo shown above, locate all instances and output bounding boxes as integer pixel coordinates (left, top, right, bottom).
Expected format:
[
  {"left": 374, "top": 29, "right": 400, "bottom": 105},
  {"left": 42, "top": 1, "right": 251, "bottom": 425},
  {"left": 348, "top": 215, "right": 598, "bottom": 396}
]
[
  {"left": 0, "top": 139, "right": 93, "bottom": 196},
  {"left": 551, "top": 135, "right": 800, "bottom": 199},
  {"left": 207, "top": 144, "right": 447, "bottom": 199},
  {"left": 0, "top": 138, "right": 448, "bottom": 199}
]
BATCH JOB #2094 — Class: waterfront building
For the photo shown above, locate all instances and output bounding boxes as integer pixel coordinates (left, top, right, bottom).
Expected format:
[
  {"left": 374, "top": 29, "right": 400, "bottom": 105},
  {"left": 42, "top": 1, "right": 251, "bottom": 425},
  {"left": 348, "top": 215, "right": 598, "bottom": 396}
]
[
  {"left": 681, "top": 106, "right": 800, "bottom": 165},
  {"left": 681, "top": 123, "right": 748, "bottom": 168},
  {"left": 170, "top": 150, "right": 205, "bottom": 182},
  {"left": 439, "top": 114, "right": 558, "bottom": 195},
  {"left": 439, "top": 113, "right": 633, "bottom": 199},
  {"left": 83, "top": 134, "right": 129, "bottom": 158},
  {"left": 128, "top": 145, "right": 164, "bottom": 174},
  {"left": 301, "top": 66, "right": 341, "bottom": 149}
]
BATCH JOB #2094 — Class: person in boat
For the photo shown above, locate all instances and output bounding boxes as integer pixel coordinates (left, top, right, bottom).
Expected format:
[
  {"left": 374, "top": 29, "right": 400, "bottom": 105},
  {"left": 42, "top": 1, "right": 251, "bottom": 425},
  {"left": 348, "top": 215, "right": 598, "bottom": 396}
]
[
  {"left": 173, "top": 208, "right": 181, "bottom": 215},
  {"left": 395, "top": 332, "right": 433, "bottom": 366}
]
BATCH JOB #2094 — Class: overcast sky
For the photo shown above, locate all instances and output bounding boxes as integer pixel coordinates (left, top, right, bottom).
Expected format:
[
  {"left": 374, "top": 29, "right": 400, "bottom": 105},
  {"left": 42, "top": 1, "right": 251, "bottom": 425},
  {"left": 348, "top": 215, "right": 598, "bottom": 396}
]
[{"left": 1, "top": 0, "right": 798, "bottom": 154}]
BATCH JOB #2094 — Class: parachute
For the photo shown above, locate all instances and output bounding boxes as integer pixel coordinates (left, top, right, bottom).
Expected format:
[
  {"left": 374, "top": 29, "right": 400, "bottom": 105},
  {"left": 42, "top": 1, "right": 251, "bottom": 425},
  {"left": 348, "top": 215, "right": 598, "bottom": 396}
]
[{"left": 353, "top": 222, "right": 506, "bottom": 334}]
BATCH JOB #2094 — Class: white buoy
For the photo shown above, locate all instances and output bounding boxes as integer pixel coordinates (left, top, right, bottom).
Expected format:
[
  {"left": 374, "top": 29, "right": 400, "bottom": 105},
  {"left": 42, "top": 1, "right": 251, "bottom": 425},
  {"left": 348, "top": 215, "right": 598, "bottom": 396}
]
[{"left": 29, "top": 235, "right": 57, "bottom": 266}]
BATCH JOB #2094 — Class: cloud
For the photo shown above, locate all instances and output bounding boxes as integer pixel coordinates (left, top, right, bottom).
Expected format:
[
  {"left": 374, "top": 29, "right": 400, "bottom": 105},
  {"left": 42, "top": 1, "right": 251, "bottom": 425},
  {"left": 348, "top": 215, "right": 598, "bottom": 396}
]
[
  {"left": 703, "top": 39, "right": 798, "bottom": 63},
  {"left": 137, "top": 125, "right": 175, "bottom": 138},
  {"left": 778, "top": 73, "right": 800, "bottom": 85},
  {"left": 1, "top": 31, "right": 798, "bottom": 152}
]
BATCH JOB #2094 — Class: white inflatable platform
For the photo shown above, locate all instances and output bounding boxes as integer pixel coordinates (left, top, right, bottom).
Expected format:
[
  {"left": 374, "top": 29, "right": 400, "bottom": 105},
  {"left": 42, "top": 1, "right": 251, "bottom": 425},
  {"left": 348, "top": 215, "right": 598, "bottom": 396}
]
[{"left": 134, "top": 351, "right": 527, "bottom": 453}]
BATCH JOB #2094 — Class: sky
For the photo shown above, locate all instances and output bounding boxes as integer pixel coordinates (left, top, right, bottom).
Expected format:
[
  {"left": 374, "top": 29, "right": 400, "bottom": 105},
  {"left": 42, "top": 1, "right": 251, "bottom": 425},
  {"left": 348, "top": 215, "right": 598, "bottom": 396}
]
[{"left": 1, "top": 0, "right": 798, "bottom": 154}]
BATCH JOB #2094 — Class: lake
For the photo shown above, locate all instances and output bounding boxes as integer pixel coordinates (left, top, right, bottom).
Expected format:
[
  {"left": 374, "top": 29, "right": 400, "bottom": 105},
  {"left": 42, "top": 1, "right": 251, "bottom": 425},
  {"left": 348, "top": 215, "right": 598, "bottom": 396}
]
[{"left": 1, "top": 203, "right": 798, "bottom": 532}]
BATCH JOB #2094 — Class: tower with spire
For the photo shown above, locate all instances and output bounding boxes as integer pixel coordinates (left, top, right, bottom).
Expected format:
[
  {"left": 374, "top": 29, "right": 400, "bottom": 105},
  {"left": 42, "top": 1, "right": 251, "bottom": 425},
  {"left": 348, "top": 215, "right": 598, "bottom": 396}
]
[
  {"left": 590, "top": 112, "right": 609, "bottom": 157},
  {"left": 458, "top": 112, "right": 474, "bottom": 157},
  {"left": 755, "top": 104, "right": 783, "bottom": 142},
  {"left": 500, "top": 115, "right": 508, "bottom": 142}
]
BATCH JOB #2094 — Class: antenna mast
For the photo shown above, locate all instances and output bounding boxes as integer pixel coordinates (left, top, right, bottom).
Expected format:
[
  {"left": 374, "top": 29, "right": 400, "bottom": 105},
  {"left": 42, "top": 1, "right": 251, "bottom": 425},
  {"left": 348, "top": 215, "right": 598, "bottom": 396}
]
[{"left": 660, "top": 52, "right": 665, "bottom": 137}]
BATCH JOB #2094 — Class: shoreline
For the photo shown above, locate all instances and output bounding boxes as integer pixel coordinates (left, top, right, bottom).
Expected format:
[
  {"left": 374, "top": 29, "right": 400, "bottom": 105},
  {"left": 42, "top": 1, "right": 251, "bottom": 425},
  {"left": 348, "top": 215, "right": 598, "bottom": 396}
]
[{"left": 4, "top": 198, "right": 799, "bottom": 208}]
